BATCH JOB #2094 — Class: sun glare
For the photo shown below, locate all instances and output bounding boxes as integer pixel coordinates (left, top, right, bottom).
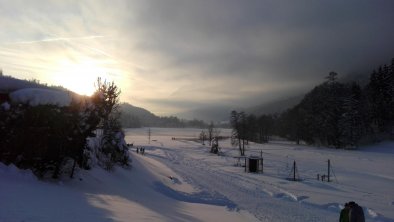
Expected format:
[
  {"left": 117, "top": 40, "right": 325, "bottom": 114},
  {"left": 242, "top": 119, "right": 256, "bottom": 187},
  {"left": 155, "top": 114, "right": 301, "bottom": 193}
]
[{"left": 52, "top": 59, "right": 110, "bottom": 96}]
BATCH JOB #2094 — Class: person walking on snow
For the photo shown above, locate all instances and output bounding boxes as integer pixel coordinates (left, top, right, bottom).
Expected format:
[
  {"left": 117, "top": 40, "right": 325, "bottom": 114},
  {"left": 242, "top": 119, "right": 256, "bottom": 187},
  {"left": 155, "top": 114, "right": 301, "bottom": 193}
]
[
  {"left": 348, "top": 201, "right": 365, "bottom": 222},
  {"left": 339, "top": 202, "right": 350, "bottom": 222}
]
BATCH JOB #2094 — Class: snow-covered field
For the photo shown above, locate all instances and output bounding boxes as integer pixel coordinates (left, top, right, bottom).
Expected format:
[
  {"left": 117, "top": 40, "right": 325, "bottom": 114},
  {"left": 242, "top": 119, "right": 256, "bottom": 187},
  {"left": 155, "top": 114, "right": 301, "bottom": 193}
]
[{"left": 1, "top": 127, "right": 394, "bottom": 222}]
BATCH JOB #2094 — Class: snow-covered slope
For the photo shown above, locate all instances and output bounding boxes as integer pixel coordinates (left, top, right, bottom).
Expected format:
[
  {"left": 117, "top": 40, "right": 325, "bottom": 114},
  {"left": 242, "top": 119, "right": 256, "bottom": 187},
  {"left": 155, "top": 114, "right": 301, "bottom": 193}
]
[
  {"left": 0, "top": 141, "right": 256, "bottom": 222},
  {"left": 1, "top": 75, "right": 83, "bottom": 106},
  {"left": 9, "top": 88, "right": 72, "bottom": 107}
]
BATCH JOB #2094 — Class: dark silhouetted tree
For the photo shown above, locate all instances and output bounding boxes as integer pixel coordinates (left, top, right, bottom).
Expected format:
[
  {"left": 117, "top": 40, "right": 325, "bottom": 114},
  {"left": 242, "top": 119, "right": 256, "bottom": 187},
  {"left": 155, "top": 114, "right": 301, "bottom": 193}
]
[
  {"left": 230, "top": 111, "right": 247, "bottom": 156},
  {"left": 91, "top": 78, "right": 129, "bottom": 170},
  {"left": 339, "top": 82, "right": 367, "bottom": 148}
]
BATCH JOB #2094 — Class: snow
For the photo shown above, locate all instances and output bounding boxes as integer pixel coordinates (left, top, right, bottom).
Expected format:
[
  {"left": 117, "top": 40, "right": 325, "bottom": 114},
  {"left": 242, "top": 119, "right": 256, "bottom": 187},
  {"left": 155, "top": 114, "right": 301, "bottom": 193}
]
[
  {"left": 9, "top": 88, "right": 72, "bottom": 107},
  {"left": 1, "top": 127, "right": 394, "bottom": 222},
  {"left": 0, "top": 150, "right": 255, "bottom": 222},
  {"left": 0, "top": 102, "right": 10, "bottom": 110}
]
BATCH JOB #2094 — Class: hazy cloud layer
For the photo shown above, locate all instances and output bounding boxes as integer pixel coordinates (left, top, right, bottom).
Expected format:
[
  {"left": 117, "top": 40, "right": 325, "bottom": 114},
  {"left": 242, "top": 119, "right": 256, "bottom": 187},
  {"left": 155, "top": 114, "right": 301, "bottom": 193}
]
[{"left": 1, "top": 0, "right": 394, "bottom": 115}]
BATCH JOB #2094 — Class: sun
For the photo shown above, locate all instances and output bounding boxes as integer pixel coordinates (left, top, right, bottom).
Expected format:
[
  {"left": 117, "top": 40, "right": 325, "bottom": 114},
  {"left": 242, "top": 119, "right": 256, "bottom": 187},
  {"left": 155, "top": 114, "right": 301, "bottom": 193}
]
[{"left": 52, "top": 59, "right": 110, "bottom": 96}]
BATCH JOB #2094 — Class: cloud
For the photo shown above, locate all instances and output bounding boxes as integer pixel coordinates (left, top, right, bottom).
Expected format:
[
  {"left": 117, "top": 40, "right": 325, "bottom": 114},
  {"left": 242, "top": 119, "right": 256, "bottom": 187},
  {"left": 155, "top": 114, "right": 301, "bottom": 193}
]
[
  {"left": 1, "top": 0, "right": 394, "bottom": 115},
  {"left": 5, "top": 35, "right": 106, "bottom": 45},
  {"left": 124, "top": 0, "right": 394, "bottom": 109}
]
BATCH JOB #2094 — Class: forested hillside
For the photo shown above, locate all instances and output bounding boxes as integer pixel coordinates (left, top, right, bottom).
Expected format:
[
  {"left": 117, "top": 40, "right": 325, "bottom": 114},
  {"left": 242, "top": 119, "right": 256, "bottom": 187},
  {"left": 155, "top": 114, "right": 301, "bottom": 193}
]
[{"left": 231, "top": 58, "right": 394, "bottom": 149}]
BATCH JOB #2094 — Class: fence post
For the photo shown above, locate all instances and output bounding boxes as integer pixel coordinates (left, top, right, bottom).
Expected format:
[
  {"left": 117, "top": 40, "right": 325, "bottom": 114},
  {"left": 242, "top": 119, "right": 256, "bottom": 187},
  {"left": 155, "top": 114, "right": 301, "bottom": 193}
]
[
  {"left": 293, "top": 161, "right": 296, "bottom": 181},
  {"left": 244, "top": 157, "right": 247, "bottom": 172},
  {"left": 328, "top": 159, "right": 331, "bottom": 182}
]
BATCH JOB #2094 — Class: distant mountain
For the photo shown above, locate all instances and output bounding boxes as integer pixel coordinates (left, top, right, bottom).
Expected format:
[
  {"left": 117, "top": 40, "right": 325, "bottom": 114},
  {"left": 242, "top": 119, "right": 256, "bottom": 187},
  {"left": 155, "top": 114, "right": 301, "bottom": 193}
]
[
  {"left": 0, "top": 75, "right": 48, "bottom": 92},
  {"left": 175, "top": 95, "right": 304, "bottom": 122},
  {"left": 119, "top": 103, "right": 157, "bottom": 128},
  {"left": 119, "top": 103, "right": 207, "bottom": 128},
  {"left": 176, "top": 105, "right": 235, "bottom": 123},
  {"left": 246, "top": 95, "right": 304, "bottom": 116}
]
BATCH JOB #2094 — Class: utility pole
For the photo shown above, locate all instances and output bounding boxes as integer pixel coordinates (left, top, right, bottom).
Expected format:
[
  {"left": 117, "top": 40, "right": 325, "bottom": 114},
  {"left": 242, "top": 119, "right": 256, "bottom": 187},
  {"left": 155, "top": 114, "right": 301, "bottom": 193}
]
[{"left": 148, "top": 128, "right": 151, "bottom": 144}]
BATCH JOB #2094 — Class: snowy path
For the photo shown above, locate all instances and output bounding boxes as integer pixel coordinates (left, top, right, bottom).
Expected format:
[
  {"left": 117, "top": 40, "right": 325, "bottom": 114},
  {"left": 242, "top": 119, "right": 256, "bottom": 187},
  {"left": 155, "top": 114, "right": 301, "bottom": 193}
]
[{"left": 142, "top": 143, "right": 337, "bottom": 222}]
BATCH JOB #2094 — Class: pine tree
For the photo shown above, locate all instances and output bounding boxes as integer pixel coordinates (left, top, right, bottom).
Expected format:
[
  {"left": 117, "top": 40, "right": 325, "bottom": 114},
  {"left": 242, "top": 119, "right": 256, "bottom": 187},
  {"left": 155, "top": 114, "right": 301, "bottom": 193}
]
[
  {"left": 279, "top": 106, "right": 310, "bottom": 145},
  {"left": 250, "top": 114, "right": 259, "bottom": 142},
  {"left": 366, "top": 63, "right": 393, "bottom": 134},
  {"left": 91, "top": 78, "right": 130, "bottom": 170},
  {"left": 389, "top": 59, "right": 394, "bottom": 130},
  {"left": 339, "top": 82, "right": 365, "bottom": 148},
  {"left": 293, "top": 72, "right": 346, "bottom": 147}
]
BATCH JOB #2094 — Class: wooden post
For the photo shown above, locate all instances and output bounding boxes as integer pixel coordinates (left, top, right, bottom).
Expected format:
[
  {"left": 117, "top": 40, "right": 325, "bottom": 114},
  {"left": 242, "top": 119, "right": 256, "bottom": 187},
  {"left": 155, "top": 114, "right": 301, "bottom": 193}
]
[
  {"left": 293, "top": 160, "right": 296, "bottom": 181},
  {"left": 260, "top": 150, "right": 263, "bottom": 174},
  {"left": 327, "top": 159, "right": 330, "bottom": 182},
  {"left": 244, "top": 157, "right": 247, "bottom": 172}
]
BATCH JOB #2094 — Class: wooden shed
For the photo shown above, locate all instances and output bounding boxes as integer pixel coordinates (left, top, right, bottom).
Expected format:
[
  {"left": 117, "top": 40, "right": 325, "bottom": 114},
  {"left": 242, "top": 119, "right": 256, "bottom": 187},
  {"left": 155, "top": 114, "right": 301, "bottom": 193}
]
[{"left": 245, "top": 156, "right": 264, "bottom": 173}]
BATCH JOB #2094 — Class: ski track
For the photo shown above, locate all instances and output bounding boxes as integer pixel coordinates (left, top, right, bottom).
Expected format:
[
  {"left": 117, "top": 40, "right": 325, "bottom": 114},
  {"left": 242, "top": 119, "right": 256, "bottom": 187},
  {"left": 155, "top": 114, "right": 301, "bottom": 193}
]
[{"left": 148, "top": 143, "right": 337, "bottom": 222}]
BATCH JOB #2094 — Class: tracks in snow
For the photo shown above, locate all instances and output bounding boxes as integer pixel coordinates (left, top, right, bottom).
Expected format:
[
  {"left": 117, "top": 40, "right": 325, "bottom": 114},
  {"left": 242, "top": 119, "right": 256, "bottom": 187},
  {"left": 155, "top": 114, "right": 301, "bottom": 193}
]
[{"left": 149, "top": 145, "right": 336, "bottom": 222}]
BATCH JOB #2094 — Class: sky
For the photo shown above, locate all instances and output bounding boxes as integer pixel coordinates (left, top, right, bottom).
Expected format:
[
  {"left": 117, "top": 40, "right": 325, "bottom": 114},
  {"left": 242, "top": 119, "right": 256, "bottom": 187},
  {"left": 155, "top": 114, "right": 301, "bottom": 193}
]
[{"left": 1, "top": 0, "right": 394, "bottom": 116}]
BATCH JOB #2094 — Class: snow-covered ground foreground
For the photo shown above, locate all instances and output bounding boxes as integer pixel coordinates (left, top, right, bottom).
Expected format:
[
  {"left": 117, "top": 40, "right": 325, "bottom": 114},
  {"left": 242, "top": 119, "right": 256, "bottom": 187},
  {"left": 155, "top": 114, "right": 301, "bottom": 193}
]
[{"left": 1, "top": 128, "right": 394, "bottom": 222}]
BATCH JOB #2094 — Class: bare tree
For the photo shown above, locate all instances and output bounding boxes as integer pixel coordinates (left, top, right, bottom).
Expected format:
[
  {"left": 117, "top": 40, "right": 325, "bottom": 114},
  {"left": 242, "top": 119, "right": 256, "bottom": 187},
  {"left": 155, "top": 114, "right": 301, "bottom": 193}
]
[
  {"left": 207, "top": 121, "right": 214, "bottom": 146},
  {"left": 231, "top": 110, "right": 246, "bottom": 156},
  {"left": 199, "top": 130, "right": 207, "bottom": 145}
]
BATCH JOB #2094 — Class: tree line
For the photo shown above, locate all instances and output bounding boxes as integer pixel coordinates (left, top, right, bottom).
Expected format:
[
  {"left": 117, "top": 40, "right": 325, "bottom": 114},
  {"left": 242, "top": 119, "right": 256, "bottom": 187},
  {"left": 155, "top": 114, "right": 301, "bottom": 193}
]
[
  {"left": 231, "top": 58, "right": 394, "bottom": 151},
  {"left": 0, "top": 78, "right": 130, "bottom": 178}
]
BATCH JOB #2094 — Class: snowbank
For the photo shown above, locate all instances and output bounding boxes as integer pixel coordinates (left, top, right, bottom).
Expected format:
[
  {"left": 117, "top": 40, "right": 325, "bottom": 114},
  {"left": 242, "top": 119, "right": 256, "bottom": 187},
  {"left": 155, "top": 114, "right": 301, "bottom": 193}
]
[
  {"left": 1, "top": 102, "right": 10, "bottom": 110},
  {"left": 0, "top": 150, "right": 256, "bottom": 222},
  {"left": 9, "top": 88, "right": 72, "bottom": 107}
]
